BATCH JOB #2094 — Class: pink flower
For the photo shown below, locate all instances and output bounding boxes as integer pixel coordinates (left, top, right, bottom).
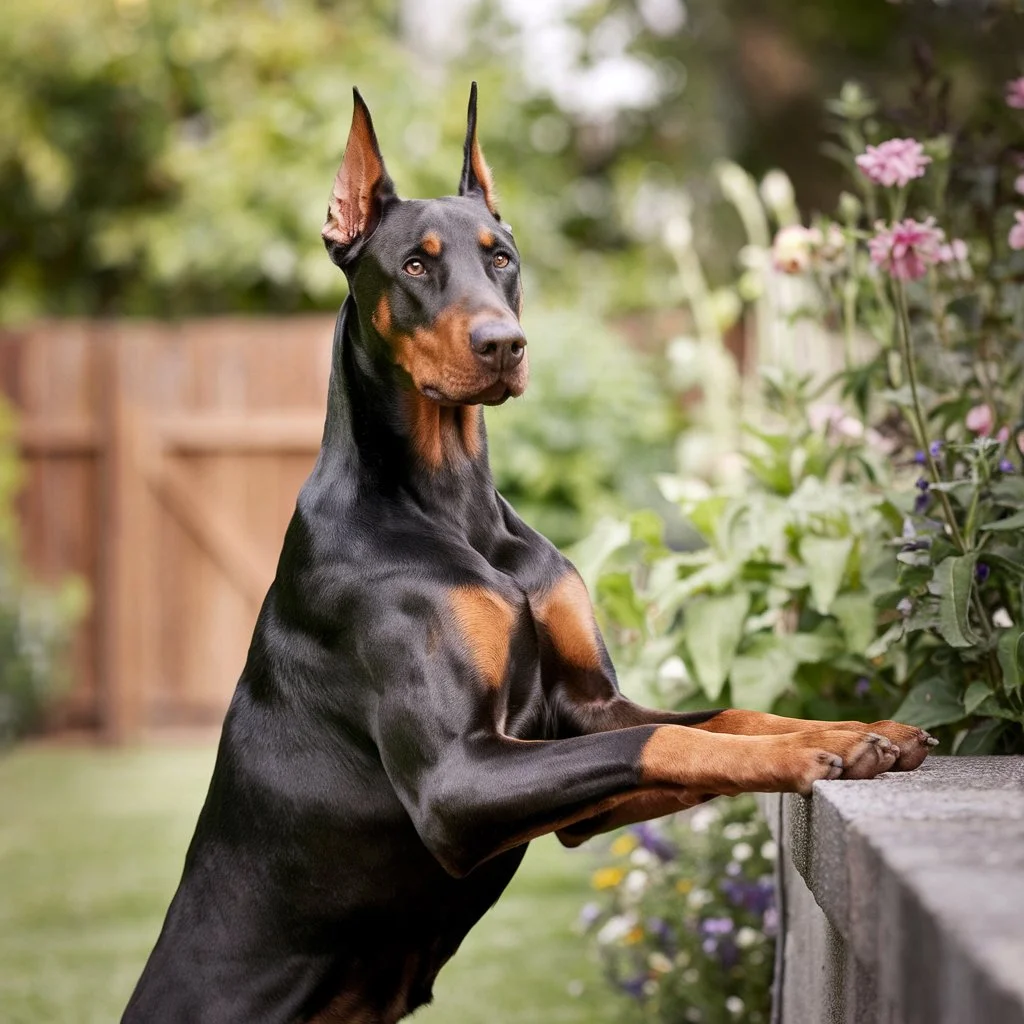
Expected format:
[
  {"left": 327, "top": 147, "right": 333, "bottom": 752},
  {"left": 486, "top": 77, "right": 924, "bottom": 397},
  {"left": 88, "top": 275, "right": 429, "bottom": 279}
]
[
  {"left": 937, "top": 239, "right": 968, "bottom": 263},
  {"left": 997, "top": 426, "right": 1011, "bottom": 444},
  {"left": 1015, "top": 174, "right": 1024, "bottom": 195},
  {"left": 966, "top": 404, "right": 995, "bottom": 437},
  {"left": 868, "top": 218, "right": 945, "bottom": 281},
  {"left": 1006, "top": 78, "right": 1024, "bottom": 109},
  {"left": 855, "top": 138, "right": 931, "bottom": 188},
  {"left": 1009, "top": 211, "right": 1024, "bottom": 250}
]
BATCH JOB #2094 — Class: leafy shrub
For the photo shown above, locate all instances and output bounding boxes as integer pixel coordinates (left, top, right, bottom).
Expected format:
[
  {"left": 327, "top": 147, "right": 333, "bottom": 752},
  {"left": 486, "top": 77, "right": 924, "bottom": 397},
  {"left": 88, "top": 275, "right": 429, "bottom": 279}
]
[
  {"left": 489, "top": 304, "right": 680, "bottom": 548},
  {"left": 0, "top": 402, "right": 86, "bottom": 743},
  {"left": 580, "top": 797, "right": 775, "bottom": 1024}
]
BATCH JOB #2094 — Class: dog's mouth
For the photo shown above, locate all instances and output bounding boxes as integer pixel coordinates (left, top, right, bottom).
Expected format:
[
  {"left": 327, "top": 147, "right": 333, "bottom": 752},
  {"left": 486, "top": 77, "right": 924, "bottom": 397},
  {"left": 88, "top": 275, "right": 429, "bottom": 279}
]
[{"left": 421, "top": 374, "right": 526, "bottom": 407}]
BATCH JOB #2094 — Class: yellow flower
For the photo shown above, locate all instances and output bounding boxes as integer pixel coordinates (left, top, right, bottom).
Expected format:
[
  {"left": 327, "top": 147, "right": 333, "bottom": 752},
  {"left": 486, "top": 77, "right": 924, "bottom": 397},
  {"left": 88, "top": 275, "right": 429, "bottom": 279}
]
[
  {"left": 624, "top": 926, "right": 644, "bottom": 945},
  {"left": 611, "top": 834, "right": 638, "bottom": 857},
  {"left": 592, "top": 868, "right": 625, "bottom": 890},
  {"left": 675, "top": 878, "right": 693, "bottom": 894}
]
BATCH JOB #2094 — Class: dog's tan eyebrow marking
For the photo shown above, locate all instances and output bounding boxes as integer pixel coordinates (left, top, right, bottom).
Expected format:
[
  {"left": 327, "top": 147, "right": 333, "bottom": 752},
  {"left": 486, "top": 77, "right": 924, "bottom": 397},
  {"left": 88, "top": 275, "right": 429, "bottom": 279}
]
[
  {"left": 477, "top": 227, "right": 496, "bottom": 248},
  {"left": 421, "top": 232, "right": 442, "bottom": 257}
]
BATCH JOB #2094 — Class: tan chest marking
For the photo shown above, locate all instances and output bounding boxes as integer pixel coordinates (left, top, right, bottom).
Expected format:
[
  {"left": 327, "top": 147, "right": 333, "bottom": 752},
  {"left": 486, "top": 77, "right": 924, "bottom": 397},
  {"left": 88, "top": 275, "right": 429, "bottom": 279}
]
[
  {"left": 449, "top": 586, "right": 516, "bottom": 688},
  {"left": 533, "top": 572, "right": 601, "bottom": 669}
]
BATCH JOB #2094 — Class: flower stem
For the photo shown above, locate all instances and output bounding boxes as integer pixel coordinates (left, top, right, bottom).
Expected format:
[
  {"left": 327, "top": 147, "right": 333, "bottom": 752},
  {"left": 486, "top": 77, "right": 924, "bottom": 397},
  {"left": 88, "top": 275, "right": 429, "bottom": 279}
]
[
  {"left": 894, "top": 282, "right": 993, "bottom": 642},
  {"left": 893, "top": 282, "right": 965, "bottom": 549}
]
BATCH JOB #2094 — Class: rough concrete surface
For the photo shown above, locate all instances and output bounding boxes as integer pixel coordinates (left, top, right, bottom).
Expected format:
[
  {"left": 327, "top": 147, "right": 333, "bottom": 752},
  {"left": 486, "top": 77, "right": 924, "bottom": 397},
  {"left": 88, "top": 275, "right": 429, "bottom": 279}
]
[{"left": 760, "top": 757, "right": 1024, "bottom": 1024}]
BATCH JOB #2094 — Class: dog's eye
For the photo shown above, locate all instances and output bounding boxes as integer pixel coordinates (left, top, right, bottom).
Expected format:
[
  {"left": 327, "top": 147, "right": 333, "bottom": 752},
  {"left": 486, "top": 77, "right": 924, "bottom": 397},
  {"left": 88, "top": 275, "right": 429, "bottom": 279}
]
[
  {"left": 404, "top": 259, "right": 426, "bottom": 277},
  {"left": 492, "top": 253, "right": 510, "bottom": 269}
]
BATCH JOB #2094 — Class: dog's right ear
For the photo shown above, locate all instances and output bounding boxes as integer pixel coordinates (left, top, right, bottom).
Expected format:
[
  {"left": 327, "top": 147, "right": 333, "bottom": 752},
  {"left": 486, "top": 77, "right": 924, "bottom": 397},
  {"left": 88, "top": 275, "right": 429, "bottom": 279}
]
[{"left": 323, "top": 88, "right": 396, "bottom": 265}]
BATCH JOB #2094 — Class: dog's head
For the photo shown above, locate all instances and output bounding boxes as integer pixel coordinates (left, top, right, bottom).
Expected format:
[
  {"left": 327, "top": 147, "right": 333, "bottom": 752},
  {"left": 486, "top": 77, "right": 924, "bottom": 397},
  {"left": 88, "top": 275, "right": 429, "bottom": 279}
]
[{"left": 323, "top": 85, "right": 527, "bottom": 407}]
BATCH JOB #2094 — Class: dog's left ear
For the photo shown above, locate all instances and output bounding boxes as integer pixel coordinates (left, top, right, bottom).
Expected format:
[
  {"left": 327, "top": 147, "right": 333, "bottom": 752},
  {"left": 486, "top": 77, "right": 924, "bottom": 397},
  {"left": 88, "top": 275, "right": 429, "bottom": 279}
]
[
  {"left": 323, "top": 88, "right": 396, "bottom": 264},
  {"left": 458, "top": 82, "right": 499, "bottom": 219}
]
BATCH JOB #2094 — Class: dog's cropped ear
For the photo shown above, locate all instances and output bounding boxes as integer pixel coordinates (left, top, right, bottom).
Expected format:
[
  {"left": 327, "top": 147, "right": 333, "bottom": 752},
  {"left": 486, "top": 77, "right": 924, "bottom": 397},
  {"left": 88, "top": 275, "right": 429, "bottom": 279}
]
[
  {"left": 323, "top": 88, "right": 396, "bottom": 264},
  {"left": 458, "top": 82, "right": 499, "bottom": 219}
]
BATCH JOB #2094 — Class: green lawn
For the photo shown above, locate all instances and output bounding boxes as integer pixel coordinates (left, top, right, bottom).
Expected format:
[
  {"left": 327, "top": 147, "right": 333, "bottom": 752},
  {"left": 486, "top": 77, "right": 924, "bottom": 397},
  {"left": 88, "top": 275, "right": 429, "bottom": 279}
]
[{"left": 0, "top": 746, "right": 625, "bottom": 1024}]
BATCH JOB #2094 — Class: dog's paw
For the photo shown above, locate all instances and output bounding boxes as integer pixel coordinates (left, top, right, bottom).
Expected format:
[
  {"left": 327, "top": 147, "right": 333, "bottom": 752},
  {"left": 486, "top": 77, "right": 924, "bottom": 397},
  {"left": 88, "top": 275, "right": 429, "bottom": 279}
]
[{"left": 865, "top": 721, "right": 937, "bottom": 771}]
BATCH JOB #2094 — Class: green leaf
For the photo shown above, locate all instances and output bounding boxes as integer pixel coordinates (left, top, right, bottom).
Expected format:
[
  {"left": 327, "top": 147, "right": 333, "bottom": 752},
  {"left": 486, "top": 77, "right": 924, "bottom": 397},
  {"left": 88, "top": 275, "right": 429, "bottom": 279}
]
[
  {"left": 997, "top": 628, "right": 1024, "bottom": 698},
  {"left": 930, "top": 554, "right": 980, "bottom": 648},
  {"left": 980, "top": 509, "right": 1024, "bottom": 533},
  {"left": 682, "top": 593, "right": 751, "bottom": 701},
  {"left": 799, "top": 536, "right": 854, "bottom": 614},
  {"left": 962, "top": 680, "right": 993, "bottom": 716},
  {"left": 990, "top": 477, "right": 1024, "bottom": 509},
  {"left": 571, "top": 517, "right": 631, "bottom": 593},
  {"left": 596, "top": 572, "right": 646, "bottom": 632},
  {"left": 954, "top": 719, "right": 1005, "bottom": 755},
  {"left": 831, "top": 592, "right": 877, "bottom": 656},
  {"left": 893, "top": 676, "right": 964, "bottom": 730},
  {"left": 730, "top": 637, "right": 797, "bottom": 712},
  {"left": 629, "top": 509, "right": 665, "bottom": 549},
  {"left": 781, "top": 629, "right": 845, "bottom": 664}
]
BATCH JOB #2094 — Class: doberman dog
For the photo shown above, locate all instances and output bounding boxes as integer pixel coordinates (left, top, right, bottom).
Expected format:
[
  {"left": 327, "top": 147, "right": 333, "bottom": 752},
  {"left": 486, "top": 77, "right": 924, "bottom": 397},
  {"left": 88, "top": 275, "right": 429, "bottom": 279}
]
[{"left": 123, "top": 85, "right": 936, "bottom": 1023}]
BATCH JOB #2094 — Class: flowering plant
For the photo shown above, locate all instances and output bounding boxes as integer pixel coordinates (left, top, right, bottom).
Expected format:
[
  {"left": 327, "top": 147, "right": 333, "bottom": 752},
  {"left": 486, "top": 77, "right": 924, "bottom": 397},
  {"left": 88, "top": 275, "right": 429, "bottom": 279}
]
[{"left": 580, "top": 797, "right": 775, "bottom": 1024}]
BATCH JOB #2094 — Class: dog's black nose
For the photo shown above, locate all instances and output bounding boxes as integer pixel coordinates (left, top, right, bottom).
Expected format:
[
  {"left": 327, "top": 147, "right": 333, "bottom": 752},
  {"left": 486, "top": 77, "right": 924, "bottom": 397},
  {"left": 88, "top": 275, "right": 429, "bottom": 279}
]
[{"left": 470, "top": 321, "right": 526, "bottom": 372}]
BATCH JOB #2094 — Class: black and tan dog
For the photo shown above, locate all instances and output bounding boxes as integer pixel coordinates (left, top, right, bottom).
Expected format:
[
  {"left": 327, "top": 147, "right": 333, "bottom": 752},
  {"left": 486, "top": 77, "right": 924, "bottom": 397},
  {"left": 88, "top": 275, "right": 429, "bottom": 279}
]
[{"left": 123, "top": 86, "right": 935, "bottom": 1023}]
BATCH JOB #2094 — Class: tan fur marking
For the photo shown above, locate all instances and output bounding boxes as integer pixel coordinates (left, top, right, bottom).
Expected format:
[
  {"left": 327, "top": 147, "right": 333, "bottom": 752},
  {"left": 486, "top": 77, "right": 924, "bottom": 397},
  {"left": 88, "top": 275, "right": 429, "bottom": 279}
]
[
  {"left": 403, "top": 392, "right": 482, "bottom": 470},
  {"left": 459, "top": 405, "right": 482, "bottom": 459},
  {"left": 421, "top": 232, "right": 442, "bottom": 257},
  {"left": 535, "top": 572, "right": 601, "bottom": 669},
  {"left": 471, "top": 136, "right": 499, "bottom": 215},
  {"left": 450, "top": 586, "right": 516, "bottom": 688},
  {"left": 478, "top": 227, "right": 495, "bottom": 248},
  {"left": 372, "top": 295, "right": 391, "bottom": 336}
]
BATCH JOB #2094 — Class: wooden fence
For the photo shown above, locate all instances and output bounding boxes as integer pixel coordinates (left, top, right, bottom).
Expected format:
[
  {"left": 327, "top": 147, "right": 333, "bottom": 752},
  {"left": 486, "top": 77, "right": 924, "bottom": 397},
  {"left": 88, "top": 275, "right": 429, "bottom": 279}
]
[{"left": 1, "top": 317, "right": 336, "bottom": 740}]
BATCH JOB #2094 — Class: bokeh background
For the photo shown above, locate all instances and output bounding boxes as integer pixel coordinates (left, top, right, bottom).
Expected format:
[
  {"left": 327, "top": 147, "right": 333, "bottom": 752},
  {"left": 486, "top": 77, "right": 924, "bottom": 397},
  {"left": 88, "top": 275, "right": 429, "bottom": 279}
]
[{"left": 2, "top": 1, "right": 1023, "bottom": 1021}]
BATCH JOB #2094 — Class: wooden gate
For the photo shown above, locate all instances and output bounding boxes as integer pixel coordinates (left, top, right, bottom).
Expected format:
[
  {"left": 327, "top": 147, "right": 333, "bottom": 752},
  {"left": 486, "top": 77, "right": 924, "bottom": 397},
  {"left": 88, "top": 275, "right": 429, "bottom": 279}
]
[{"left": 1, "top": 317, "right": 337, "bottom": 740}]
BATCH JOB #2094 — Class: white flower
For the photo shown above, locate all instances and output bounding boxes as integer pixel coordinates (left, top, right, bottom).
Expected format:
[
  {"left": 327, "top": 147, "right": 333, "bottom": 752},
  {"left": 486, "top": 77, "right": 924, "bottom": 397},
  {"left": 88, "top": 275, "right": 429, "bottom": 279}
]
[
  {"left": 649, "top": 951, "right": 674, "bottom": 974},
  {"left": 723, "top": 823, "right": 746, "bottom": 840},
  {"left": 623, "top": 870, "right": 648, "bottom": 898},
  {"left": 732, "top": 842, "right": 754, "bottom": 862},
  {"left": 566, "top": 980, "right": 584, "bottom": 998},
  {"left": 682, "top": 968, "right": 701, "bottom": 985},
  {"left": 657, "top": 655, "right": 690, "bottom": 686},
  {"left": 685, "top": 1009, "right": 703, "bottom": 1023},
  {"left": 761, "top": 840, "right": 778, "bottom": 860},
  {"left": 772, "top": 224, "right": 815, "bottom": 274},
  {"left": 643, "top": 980, "right": 659, "bottom": 997},
  {"left": 631, "top": 847, "right": 656, "bottom": 868},
  {"left": 760, "top": 170, "right": 796, "bottom": 215},
  {"left": 736, "top": 926, "right": 760, "bottom": 948},
  {"left": 687, "top": 888, "right": 713, "bottom": 909},
  {"left": 596, "top": 914, "right": 636, "bottom": 945},
  {"left": 993, "top": 608, "right": 1014, "bottom": 628},
  {"left": 726, "top": 996, "right": 746, "bottom": 1015},
  {"left": 688, "top": 806, "right": 720, "bottom": 833}
]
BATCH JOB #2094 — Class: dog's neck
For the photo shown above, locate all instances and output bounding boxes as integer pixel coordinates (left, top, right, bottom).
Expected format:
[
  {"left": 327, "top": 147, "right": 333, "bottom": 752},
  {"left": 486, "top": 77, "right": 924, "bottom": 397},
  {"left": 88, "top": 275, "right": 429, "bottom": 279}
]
[{"left": 317, "top": 300, "right": 497, "bottom": 516}]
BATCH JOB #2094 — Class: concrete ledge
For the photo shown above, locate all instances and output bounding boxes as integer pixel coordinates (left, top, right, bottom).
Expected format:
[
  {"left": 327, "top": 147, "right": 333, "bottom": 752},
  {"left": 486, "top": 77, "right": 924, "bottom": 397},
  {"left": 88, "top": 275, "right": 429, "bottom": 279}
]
[{"left": 760, "top": 757, "right": 1024, "bottom": 1024}]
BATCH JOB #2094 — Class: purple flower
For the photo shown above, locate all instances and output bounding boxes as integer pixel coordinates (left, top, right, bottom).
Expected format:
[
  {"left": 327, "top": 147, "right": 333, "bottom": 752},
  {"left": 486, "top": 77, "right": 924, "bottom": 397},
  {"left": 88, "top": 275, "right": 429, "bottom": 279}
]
[
  {"left": 855, "top": 677, "right": 871, "bottom": 698},
  {"left": 631, "top": 822, "right": 676, "bottom": 862},
  {"left": 916, "top": 477, "right": 930, "bottom": 491},
  {"left": 913, "top": 450, "right": 926, "bottom": 465},
  {"left": 763, "top": 906, "right": 779, "bottom": 937},
  {"left": 976, "top": 562, "right": 991, "bottom": 584},
  {"left": 702, "top": 937, "right": 718, "bottom": 955},
  {"left": 619, "top": 975, "right": 648, "bottom": 1000},
  {"left": 718, "top": 939, "right": 739, "bottom": 969},
  {"left": 999, "top": 459, "right": 1015, "bottom": 474},
  {"left": 579, "top": 902, "right": 602, "bottom": 928},
  {"left": 897, "top": 597, "right": 914, "bottom": 617},
  {"left": 913, "top": 492, "right": 931, "bottom": 514},
  {"left": 856, "top": 138, "right": 931, "bottom": 188},
  {"left": 701, "top": 917, "right": 735, "bottom": 936},
  {"left": 929, "top": 440, "right": 944, "bottom": 458}
]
